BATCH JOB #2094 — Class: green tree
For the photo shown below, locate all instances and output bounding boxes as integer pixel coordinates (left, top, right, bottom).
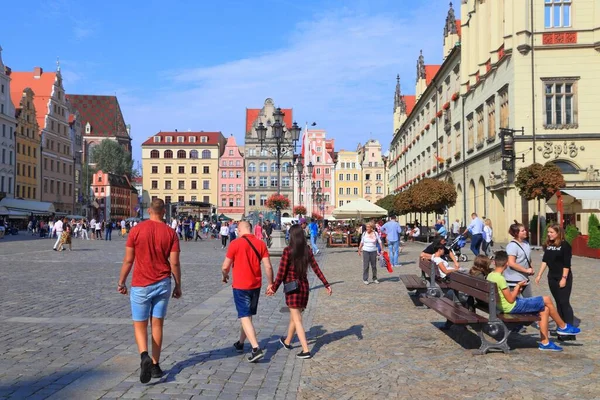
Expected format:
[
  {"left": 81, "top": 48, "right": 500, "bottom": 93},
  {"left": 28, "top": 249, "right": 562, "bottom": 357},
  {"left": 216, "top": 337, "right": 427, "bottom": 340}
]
[
  {"left": 376, "top": 194, "right": 398, "bottom": 215},
  {"left": 565, "top": 225, "right": 578, "bottom": 245},
  {"left": 411, "top": 179, "right": 457, "bottom": 214},
  {"left": 515, "top": 162, "right": 565, "bottom": 246},
  {"left": 588, "top": 214, "right": 600, "bottom": 249},
  {"left": 90, "top": 140, "right": 134, "bottom": 176},
  {"left": 395, "top": 186, "right": 418, "bottom": 215}
]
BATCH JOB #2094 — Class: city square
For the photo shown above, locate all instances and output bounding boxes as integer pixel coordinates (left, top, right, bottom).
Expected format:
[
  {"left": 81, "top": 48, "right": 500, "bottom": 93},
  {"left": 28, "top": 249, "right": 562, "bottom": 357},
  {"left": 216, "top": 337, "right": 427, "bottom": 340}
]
[{"left": 0, "top": 235, "right": 599, "bottom": 399}]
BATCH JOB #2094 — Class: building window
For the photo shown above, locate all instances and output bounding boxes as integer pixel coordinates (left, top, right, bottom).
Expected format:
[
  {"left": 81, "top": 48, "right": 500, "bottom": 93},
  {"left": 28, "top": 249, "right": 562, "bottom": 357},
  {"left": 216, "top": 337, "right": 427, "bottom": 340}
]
[
  {"left": 487, "top": 96, "right": 496, "bottom": 140},
  {"left": 165, "top": 166, "right": 172, "bottom": 174},
  {"left": 339, "top": 200, "right": 344, "bottom": 207},
  {"left": 544, "top": 79, "right": 577, "bottom": 128},
  {"left": 191, "top": 166, "right": 197, "bottom": 174},
  {"left": 325, "top": 180, "right": 330, "bottom": 188},
  {"left": 376, "top": 186, "right": 382, "bottom": 194},
  {"left": 270, "top": 177, "right": 278, "bottom": 187},
  {"left": 346, "top": 188, "right": 351, "bottom": 195},
  {"left": 236, "top": 160, "right": 241, "bottom": 167},
  {"left": 229, "top": 171, "right": 234, "bottom": 178},
  {"left": 202, "top": 150, "right": 211, "bottom": 159},
  {"left": 151, "top": 166, "right": 158, "bottom": 174},
  {"left": 376, "top": 174, "right": 382, "bottom": 181},
  {"left": 189, "top": 137, "right": 196, "bottom": 143},
  {"left": 178, "top": 181, "right": 185, "bottom": 190},
  {"left": 200, "top": 136, "right": 208, "bottom": 143},
  {"left": 177, "top": 136, "right": 184, "bottom": 143},
  {"left": 222, "top": 171, "right": 227, "bottom": 178},
  {"left": 151, "top": 180, "right": 158, "bottom": 189},
  {"left": 259, "top": 162, "right": 267, "bottom": 172},
  {"left": 325, "top": 168, "right": 330, "bottom": 174},
  {"left": 236, "top": 198, "right": 241, "bottom": 207},
  {"left": 236, "top": 184, "right": 241, "bottom": 192},
  {"left": 164, "top": 150, "right": 173, "bottom": 158},
  {"left": 229, "top": 149, "right": 234, "bottom": 156},
  {"left": 165, "top": 136, "right": 173, "bottom": 143},
  {"left": 222, "top": 184, "right": 227, "bottom": 192},
  {"left": 365, "top": 173, "right": 371, "bottom": 181},
  {"left": 236, "top": 171, "right": 241, "bottom": 178},
  {"left": 229, "top": 184, "right": 234, "bottom": 192},
  {"left": 191, "top": 180, "right": 197, "bottom": 189},
  {"left": 177, "top": 150, "right": 186, "bottom": 159},
  {"left": 165, "top": 181, "right": 171, "bottom": 190},
  {"left": 338, "top": 187, "right": 343, "bottom": 195},
  {"left": 248, "top": 148, "right": 256, "bottom": 156},
  {"left": 178, "top": 196, "right": 184, "bottom": 202},
  {"left": 339, "top": 174, "right": 343, "bottom": 181},
  {"left": 259, "top": 176, "right": 267, "bottom": 187},
  {"left": 346, "top": 174, "right": 351, "bottom": 181},
  {"left": 190, "top": 150, "right": 199, "bottom": 159},
  {"left": 178, "top": 166, "right": 185, "bottom": 174},
  {"left": 249, "top": 195, "right": 256, "bottom": 206},
  {"left": 499, "top": 88, "right": 509, "bottom": 129},
  {"left": 282, "top": 177, "right": 290, "bottom": 187},
  {"left": 222, "top": 197, "right": 227, "bottom": 207},
  {"left": 260, "top": 195, "right": 267, "bottom": 206},
  {"left": 545, "top": 0, "right": 571, "bottom": 28},
  {"left": 365, "top": 187, "right": 371, "bottom": 194},
  {"left": 165, "top": 196, "right": 172, "bottom": 203},
  {"left": 203, "top": 180, "right": 210, "bottom": 189},
  {"left": 353, "top": 174, "right": 358, "bottom": 181},
  {"left": 203, "top": 166, "right": 209, "bottom": 174},
  {"left": 229, "top": 197, "right": 234, "bottom": 207},
  {"left": 467, "top": 113, "right": 474, "bottom": 150},
  {"left": 270, "top": 162, "right": 277, "bottom": 172},
  {"left": 248, "top": 177, "right": 256, "bottom": 187},
  {"left": 248, "top": 162, "right": 256, "bottom": 172},
  {"left": 354, "top": 188, "right": 359, "bottom": 195},
  {"left": 191, "top": 195, "right": 197, "bottom": 201},
  {"left": 476, "top": 106, "right": 484, "bottom": 146}
]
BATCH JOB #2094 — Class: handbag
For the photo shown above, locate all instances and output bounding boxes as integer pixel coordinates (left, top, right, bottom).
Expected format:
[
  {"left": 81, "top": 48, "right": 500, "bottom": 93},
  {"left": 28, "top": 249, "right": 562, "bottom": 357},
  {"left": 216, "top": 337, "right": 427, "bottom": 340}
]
[{"left": 283, "top": 280, "right": 299, "bottom": 294}]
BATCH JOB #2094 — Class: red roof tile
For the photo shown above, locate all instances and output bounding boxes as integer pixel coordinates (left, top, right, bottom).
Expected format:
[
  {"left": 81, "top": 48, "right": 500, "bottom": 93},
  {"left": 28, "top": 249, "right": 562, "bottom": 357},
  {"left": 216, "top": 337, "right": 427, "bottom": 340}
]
[
  {"left": 141, "top": 131, "right": 226, "bottom": 146},
  {"left": 245, "top": 108, "right": 293, "bottom": 134},
  {"left": 456, "top": 20, "right": 462, "bottom": 37},
  {"left": 404, "top": 95, "right": 416, "bottom": 116},
  {"left": 67, "top": 95, "right": 129, "bottom": 139},
  {"left": 10, "top": 69, "right": 57, "bottom": 133},
  {"left": 425, "top": 65, "right": 441, "bottom": 86}
]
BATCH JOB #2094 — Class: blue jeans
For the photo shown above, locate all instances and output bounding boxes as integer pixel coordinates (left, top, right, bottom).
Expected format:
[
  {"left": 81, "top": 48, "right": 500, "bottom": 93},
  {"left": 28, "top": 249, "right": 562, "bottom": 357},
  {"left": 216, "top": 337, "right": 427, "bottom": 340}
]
[
  {"left": 105, "top": 229, "right": 112, "bottom": 241},
  {"left": 470, "top": 233, "right": 483, "bottom": 256},
  {"left": 130, "top": 278, "right": 172, "bottom": 321},
  {"left": 233, "top": 288, "right": 260, "bottom": 318},
  {"left": 310, "top": 235, "right": 319, "bottom": 253},
  {"left": 388, "top": 240, "right": 399, "bottom": 266},
  {"left": 511, "top": 296, "right": 545, "bottom": 314}
]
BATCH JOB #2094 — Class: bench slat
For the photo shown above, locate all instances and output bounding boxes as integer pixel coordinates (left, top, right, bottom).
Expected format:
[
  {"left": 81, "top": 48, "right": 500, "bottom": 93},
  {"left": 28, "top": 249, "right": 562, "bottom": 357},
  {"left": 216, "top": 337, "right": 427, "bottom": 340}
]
[
  {"left": 474, "top": 303, "right": 541, "bottom": 323},
  {"left": 399, "top": 274, "right": 427, "bottom": 289},
  {"left": 447, "top": 278, "right": 490, "bottom": 303},
  {"left": 420, "top": 296, "right": 487, "bottom": 324}
]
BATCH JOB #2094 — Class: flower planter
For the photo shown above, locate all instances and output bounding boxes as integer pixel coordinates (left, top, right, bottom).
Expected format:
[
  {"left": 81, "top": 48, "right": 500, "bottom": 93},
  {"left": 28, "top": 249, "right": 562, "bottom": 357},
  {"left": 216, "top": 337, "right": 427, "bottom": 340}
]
[
  {"left": 436, "top": 110, "right": 443, "bottom": 117},
  {"left": 425, "top": 124, "right": 430, "bottom": 130},
  {"left": 452, "top": 92, "right": 459, "bottom": 101},
  {"left": 442, "top": 102, "right": 450, "bottom": 110},
  {"left": 571, "top": 235, "right": 600, "bottom": 259}
]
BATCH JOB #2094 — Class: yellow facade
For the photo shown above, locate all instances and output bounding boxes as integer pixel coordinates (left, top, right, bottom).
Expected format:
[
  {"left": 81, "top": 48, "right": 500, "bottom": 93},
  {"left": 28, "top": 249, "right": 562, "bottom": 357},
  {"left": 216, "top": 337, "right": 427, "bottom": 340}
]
[
  {"left": 141, "top": 132, "right": 225, "bottom": 206},
  {"left": 358, "top": 140, "right": 388, "bottom": 203},
  {"left": 334, "top": 150, "right": 363, "bottom": 207},
  {"left": 14, "top": 88, "right": 40, "bottom": 200}
]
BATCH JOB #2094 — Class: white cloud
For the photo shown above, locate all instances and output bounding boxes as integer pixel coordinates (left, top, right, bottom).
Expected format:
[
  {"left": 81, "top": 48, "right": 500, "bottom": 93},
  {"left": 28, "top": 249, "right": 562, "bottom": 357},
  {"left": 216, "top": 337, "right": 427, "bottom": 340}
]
[{"left": 119, "top": 2, "right": 455, "bottom": 161}]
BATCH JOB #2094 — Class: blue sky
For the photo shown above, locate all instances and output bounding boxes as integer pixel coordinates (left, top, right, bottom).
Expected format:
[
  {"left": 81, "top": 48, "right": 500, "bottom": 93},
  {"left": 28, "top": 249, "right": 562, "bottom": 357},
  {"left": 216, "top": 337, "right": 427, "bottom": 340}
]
[{"left": 1, "top": 0, "right": 457, "bottom": 164}]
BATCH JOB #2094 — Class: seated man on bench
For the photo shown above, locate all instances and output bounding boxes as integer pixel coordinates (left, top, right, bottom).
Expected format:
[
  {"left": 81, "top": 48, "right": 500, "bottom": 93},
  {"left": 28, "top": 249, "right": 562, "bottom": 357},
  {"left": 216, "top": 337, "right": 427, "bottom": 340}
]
[
  {"left": 420, "top": 237, "right": 460, "bottom": 270},
  {"left": 487, "top": 251, "right": 581, "bottom": 352}
]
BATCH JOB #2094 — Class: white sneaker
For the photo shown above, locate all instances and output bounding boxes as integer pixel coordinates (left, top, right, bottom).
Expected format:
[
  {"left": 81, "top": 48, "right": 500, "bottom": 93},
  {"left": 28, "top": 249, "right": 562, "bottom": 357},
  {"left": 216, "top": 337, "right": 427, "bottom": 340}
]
[
  {"left": 373, "top": 279, "right": 380, "bottom": 284},
  {"left": 363, "top": 280, "right": 370, "bottom": 285}
]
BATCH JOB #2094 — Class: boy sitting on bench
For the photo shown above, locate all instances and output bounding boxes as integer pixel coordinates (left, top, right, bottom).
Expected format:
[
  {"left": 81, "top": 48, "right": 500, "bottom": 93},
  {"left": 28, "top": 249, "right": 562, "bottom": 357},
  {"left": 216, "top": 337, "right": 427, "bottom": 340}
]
[{"left": 487, "top": 251, "right": 581, "bottom": 352}]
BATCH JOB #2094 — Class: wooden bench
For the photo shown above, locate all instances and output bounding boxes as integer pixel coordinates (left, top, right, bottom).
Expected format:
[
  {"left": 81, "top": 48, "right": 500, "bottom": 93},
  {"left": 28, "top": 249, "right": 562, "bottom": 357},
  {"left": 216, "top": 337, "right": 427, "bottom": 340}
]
[
  {"left": 399, "top": 259, "right": 451, "bottom": 297},
  {"left": 419, "top": 272, "right": 541, "bottom": 354}
]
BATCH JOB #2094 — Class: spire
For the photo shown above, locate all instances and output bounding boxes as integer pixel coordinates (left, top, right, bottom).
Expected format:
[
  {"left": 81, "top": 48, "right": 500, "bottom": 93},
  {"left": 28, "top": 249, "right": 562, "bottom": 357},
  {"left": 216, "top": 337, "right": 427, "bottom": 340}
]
[
  {"left": 444, "top": 2, "right": 458, "bottom": 38},
  {"left": 416, "top": 50, "right": 426, "bottom": 83},
  {"left": 394, "top": 74, "right": 401, "bottom": 111},
  {"left": 56, "top": 56, "right": 61, "bottom": 72}
]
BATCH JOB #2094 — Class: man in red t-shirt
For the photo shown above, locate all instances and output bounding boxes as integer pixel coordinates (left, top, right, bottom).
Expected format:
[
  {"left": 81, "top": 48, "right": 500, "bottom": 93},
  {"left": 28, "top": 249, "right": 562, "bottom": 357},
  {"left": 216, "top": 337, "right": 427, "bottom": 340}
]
[
  {"left": 117, "top": 198, "right": 181, "bottom": 383},
  {"left": 221, "top": 221, "right": 273, "bottom": 363}
]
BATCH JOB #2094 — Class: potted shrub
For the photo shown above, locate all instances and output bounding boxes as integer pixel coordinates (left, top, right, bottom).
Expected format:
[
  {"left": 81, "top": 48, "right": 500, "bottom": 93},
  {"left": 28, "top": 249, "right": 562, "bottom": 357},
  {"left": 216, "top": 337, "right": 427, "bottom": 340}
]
[
  {"left": 452, "top": 92, "right": 459, "bottom": 101},
  {"left": 454, "top": 151, "right": 461, "bottom": 160},
  {"left": 571, "top": 215, "right": 600, "bottom": 259},
  {"left": 293, "top": 205, "right": 307, "bottom": 217}
]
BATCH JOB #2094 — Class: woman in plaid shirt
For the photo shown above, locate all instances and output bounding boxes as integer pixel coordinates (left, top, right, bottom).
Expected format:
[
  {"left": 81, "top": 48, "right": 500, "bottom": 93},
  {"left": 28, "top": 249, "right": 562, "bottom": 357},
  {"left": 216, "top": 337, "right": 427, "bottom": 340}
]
[{"left": 267, "top": 225, "right": 332, "bottom": 359}]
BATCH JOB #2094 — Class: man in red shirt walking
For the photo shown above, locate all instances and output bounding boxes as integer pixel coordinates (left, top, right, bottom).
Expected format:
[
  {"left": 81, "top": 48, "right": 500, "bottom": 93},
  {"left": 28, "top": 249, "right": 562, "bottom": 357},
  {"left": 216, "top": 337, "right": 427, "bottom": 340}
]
[
  {"left": 117, "top": 198, "right": 182, "bottom": 383},
  {"left": 221, "top": 221, "right": 273, "bottom": 362}
]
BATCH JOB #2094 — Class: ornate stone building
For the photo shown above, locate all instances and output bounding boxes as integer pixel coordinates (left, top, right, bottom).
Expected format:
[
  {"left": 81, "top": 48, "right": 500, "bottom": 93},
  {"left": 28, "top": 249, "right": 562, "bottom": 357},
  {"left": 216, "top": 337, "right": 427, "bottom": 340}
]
[
  {"left": 218, "top": 135, "right": 245, "bottom": 220},
  {"left": 0, "top": 47, "right": 16, "bottom": 199},
  {"left": 358, "top": 139, "right": 388, "bottom": 203},
  {"left": 12, "top": 88, "right": 40, "bottom": 200},
  {"left": 244, "top": 98, "right": 294, "bottom": 218},
  {"left": 11, "top": 65, "right": 75, "bottom": 213}
]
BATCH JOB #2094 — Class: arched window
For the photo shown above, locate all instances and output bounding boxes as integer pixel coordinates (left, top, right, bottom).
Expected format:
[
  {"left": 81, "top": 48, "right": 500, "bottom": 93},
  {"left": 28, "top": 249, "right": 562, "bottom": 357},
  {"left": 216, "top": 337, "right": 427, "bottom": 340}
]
[
  {"left": 551, "top": 160, "right": 579, "bottom": 174},
  {"left": 164, "top": 150, "right": 173, "bottom": 159},
  {"left": 248, "top": 162, "right": 256, "bottom": 172},
  {"left": 190, "top": 150, "right": 199, "bottom": 159},
  {"left": 150, "top": 150, "right": 159, "bottom": 159},
  {"left": 202, "top": 150, "right": 211, "bottom": 159},
  {"left": 259, "top": 162, "right": 267, "bottom": 172},
  {"left": 270, "top": 162, "right": 277, "bottom": 172},
  {"left": 177, "top": 150, "right": 186, "bottom": 159},
  {"left": 281, "top": 162, "right": 290, "bottom": 172}
]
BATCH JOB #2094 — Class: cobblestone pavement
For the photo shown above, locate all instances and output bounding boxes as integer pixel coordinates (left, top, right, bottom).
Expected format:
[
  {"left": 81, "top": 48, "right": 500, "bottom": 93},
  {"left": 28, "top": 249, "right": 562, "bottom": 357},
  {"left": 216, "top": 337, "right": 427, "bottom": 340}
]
[
  {"left": 0, "top": 235, "right": 599, "bottom": 399},
  {"left": 297, "top": 242, "right": 600, "bottom": 400}
]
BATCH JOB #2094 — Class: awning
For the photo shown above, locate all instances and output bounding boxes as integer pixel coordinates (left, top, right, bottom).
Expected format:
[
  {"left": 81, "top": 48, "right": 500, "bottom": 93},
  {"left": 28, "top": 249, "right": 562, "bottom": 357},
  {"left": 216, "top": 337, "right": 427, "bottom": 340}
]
[
  {"left": 0, "top": 198, "right": 55, "bottom": 215},
  {"left": 332, "top": 198, "right": 388, "bottom": 219},
  {"left": 0, "top": 206, "right": 29, "bottom": 218},
  {"left": 546, "top": 189, "right": 600, "bottom": 213}
]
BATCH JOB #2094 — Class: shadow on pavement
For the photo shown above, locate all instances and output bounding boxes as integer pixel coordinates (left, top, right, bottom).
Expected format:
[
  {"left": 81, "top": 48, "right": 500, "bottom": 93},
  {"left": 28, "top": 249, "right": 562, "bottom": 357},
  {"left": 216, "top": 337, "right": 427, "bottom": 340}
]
[
  {"left": 306, "top": 324, "right": 364, "bottom": 356},
  {"left": 311, "top": 281, "right": 344, "bottom": 291}
]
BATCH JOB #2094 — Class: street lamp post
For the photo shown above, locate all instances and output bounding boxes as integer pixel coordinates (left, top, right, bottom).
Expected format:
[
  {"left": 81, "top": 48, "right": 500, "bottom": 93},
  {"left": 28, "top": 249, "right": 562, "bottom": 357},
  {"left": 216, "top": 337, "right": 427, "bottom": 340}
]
[{"left": 288, "top": 155, "right": 313, "bottom": 219}]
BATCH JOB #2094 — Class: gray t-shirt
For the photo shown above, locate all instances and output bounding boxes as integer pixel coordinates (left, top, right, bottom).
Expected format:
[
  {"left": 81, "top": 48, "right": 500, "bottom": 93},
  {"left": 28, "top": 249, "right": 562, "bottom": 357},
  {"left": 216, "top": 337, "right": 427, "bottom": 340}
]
[{"left": 504, "top": 240, "right": 531, "bottom": 283}]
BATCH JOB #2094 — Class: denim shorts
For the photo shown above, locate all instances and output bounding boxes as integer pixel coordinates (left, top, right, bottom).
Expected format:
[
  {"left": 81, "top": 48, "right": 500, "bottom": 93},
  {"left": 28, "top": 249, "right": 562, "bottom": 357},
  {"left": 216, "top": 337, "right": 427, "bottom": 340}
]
[
  {"left": 233, "top": 288, "right": 260, "bottom": 318},
  {"left": 510, "top": 296, "right": 545, "bottom": 314},
  {"left": 130, "top": 278, "right": 171, "bottom": 321}
]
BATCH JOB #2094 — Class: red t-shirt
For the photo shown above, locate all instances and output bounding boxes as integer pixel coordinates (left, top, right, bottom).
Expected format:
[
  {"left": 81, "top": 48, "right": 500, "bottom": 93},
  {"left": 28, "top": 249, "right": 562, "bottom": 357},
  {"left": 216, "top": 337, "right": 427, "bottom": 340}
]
[
  {"left": 126, "top": 220, "right": 180, "bottom": 287},
  {"left": 226, "top": 234, "right": 269, "bottom": 290}
]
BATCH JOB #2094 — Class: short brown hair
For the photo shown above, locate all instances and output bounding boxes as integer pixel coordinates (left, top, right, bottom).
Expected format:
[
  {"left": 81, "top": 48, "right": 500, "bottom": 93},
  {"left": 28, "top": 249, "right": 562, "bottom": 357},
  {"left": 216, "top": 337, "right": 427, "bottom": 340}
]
[
  {"left": 508, "top": 223, "right": 524, "bottom": 239},
  {"left": 470, "top": 255, "right": 492, "bottom": 277},
  {"left": 545, "top": 223, "right": 565, "bottom": 247},
  {"left": 494, "top": 250, "right": 508, "bottom": 267},
  {"left": 150, "top": 198, "right": 165, "bottom": 213}
]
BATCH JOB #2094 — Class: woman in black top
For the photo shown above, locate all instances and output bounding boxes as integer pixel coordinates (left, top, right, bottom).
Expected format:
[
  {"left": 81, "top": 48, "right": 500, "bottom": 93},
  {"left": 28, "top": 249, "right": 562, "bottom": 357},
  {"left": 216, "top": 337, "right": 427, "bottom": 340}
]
[{"left": 536, "top": 224, "right": 574, "bottom": 333}]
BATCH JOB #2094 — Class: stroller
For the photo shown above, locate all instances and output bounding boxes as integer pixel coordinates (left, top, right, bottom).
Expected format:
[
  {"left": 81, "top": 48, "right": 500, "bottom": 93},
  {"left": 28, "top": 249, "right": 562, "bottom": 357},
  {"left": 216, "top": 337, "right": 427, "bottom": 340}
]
[{"left": 448, "top": 235, "right": 468, "bottom": 262}]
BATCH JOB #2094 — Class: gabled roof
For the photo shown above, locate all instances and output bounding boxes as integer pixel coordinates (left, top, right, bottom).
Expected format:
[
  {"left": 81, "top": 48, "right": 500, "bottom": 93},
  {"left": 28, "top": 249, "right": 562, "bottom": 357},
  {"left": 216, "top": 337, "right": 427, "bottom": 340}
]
[
  {"left": 67, "top": 95, "right": 129, "bottom": 139},
  {"left": 456, "top": 20, "right": 462, "bottom": 37},
  {"left": 404, "top": 95, "right": 416, "bottom": 116},
  {"left": 10, "top": 68, "right": 57, "bottom": 132},
  {"left": 141, "top": 131, "right": 225, "bottom": 146},
  {"left": 245, "top": 108, "right": 293, "bottom": 134},
  {"left": 425, "top": 65, "right": 441, "bottom": 86}
]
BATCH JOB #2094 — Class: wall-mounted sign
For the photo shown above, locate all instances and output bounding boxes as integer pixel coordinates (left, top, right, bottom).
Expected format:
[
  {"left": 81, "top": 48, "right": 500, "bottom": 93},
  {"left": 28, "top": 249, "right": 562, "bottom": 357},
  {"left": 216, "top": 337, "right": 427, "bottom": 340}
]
[{"left": 537, "top": 141, "right": 584, "bottom": 159}]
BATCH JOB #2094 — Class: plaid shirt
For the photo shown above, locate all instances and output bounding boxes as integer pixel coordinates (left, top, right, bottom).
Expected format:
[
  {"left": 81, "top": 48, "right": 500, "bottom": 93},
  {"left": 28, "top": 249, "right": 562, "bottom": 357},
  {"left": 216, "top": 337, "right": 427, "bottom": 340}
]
[{"left": 272, "top": 246, "right": 329, "bottom": 309}]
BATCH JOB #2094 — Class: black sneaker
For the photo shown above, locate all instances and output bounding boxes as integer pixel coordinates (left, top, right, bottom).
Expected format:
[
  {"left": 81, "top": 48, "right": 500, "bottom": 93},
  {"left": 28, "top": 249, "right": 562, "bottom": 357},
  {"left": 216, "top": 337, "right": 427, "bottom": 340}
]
[
  {"left": 140, "top": 353, "right": 153, "bottom": 384},
  {"left": 296, "top": 351, "right": 312, "bottom": 359},
  {"left": 233, "top": 341, "right": 244, "bottom": 353},
  {"left": 247, "top": 348, "right": 264, "bottom": 363},
  {"left": 151, "top": 363, "right": 163, "bottom": 379},
  {"left": 279, "top": 336, "right": 292, "bottom": 350}
]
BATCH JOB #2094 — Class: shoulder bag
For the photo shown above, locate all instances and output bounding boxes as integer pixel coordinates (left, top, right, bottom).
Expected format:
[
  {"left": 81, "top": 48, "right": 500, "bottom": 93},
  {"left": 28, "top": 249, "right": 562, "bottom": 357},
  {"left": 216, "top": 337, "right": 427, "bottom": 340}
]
[
  {"left": 242, "top": 236, "right": 298, "bottom": 293},
  {"left": 508, "top": 240, "right": 531, "bottom": 284}
]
